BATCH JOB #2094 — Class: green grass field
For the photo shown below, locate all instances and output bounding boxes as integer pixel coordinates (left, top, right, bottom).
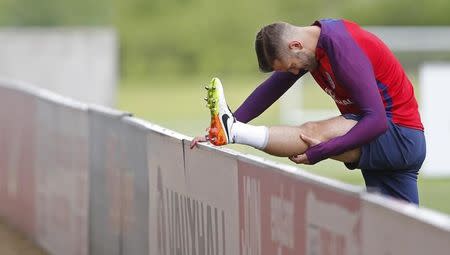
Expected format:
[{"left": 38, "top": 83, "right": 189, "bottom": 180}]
[{"left": 117, "top": 76, "right": 450, "bottom": 215}]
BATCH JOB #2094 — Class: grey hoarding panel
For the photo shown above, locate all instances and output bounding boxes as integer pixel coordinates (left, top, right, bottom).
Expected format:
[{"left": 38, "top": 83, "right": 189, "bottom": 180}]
[
  {"left": 35, "top": 94, "right": 89, "bottom": 255},
  {"left": 361, "top": 194, "right": 450, "bottom": 255},
  {"left": 119, "top": 117, "right": 149, "bottom": 255},
  {"left": 0, "top": 86, "right": 37, "bottom": 238},
  {"left": 148, "top": 132, "right": 240, "bottom": 255},
  {"left": 148, "top": 130, "right": 185, "bottom": 255},
  {"left": 182, "top": 142, "right": 240, "bottom": 255},
  {"left": 89, "top": 107, "right": 128, "bottom": 255}
]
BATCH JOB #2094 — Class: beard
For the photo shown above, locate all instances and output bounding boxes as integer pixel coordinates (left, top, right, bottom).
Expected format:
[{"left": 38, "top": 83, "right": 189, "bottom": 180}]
[{"left": 295, "top": 50, "right": 318, "bottom": 71}]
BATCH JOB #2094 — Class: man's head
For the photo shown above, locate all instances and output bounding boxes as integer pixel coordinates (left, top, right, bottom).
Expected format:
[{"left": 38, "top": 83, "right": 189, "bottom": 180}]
[{"left": 255, "top": 22, "right": 318, "bottom": 74}]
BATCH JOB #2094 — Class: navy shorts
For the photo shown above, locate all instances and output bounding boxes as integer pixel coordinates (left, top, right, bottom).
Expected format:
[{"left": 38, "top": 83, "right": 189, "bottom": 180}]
[{"left": 343, "top": 114, "right": 426, "bottom": 205}]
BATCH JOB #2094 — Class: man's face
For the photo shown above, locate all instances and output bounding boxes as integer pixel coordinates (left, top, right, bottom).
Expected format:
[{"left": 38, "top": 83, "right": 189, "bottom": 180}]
[
  {"left": 272, "top": 50, "right": 316, "bottom": 75},
  {"left": 272, "top": 55, "right": 303, "bottom": 75}
]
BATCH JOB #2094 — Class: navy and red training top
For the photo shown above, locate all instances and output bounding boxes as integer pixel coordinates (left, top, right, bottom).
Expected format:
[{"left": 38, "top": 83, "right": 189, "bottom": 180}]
[{"left": 234, "top": 19, "right": 423, "bottom": 164}]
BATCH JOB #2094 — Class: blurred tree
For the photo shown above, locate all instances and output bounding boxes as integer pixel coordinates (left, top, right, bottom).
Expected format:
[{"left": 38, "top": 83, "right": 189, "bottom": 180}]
[
  {"left": 0, "top": 0, "right": 449, "bottom": 81},
  {"left": 0, "top": 0, "right": 112, "bottom": 26},
  {"left": 342, "top": 0, "right": 450, "bottom": 25},
  {"left": 113, "top": 0, "right": 450, "bottom": 80}
]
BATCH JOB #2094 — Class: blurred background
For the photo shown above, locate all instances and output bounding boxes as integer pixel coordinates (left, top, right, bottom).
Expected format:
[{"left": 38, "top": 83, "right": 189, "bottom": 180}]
[{"left": 0, "top": 0, "right": 449, "bottom": 213}]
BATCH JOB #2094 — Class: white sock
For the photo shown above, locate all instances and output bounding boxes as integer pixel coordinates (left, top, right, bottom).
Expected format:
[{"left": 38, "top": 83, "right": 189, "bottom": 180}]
[{"left": 231, "top": 121, "right": 269, "bottom": 150}]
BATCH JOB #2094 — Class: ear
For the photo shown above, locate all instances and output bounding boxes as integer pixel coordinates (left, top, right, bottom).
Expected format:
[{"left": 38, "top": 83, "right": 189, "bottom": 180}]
[{"left": 288, "top": 40, "right": 303, "bottom": 50}]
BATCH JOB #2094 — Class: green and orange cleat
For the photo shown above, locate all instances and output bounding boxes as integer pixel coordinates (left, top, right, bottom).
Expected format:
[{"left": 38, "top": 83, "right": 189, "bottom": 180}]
[{"left": 204, "top": 77, "right": 235, "bottom": 146}]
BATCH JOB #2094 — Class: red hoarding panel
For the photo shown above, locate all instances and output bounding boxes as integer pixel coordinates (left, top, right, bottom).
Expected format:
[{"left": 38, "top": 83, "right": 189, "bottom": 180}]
[
  {"left": 361, "top": 194, "right": 450, "bottom": 255},
  {"left": 238, "top": 160, "right": 361, "bottom": 255}
]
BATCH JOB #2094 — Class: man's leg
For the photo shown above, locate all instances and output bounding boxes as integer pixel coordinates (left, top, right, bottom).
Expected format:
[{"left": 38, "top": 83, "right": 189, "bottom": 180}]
[
  {"left": 265, "top": 116, "right": 360, "bottom": 161},
  {"left": 204, "top": 77, "right": 360, "bottom": 164},
  {"left": 350, "top": 120, "right": 425, "bottom": 205},
  {"left": 232, "top": 116, "right": 361, "bottom": 163},
  {"left": 361, "top": 169, "right": 419, "bottom": 204}
]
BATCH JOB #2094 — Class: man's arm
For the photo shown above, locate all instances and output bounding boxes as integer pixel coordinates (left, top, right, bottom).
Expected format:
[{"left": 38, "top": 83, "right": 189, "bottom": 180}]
[
  {"left": 234, "top": 71, "right": 305, "bottom": 123},
  {"left": 305, "top": 31, "right": 388, "bottom": 164}
]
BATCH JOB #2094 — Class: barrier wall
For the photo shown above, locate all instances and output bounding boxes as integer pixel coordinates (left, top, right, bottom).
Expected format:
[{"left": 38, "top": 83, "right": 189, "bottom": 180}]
[
  {"left": 0, "top": 82, "right": 38, "bottom": 237},
  {"left": 237, "top": 158, "right": 362, "bottom": 255},
  {"left": 0, "top": 79, "right": 449, "bottom": 255},
  {"left": 148, "top": 124, "right": 240, "bottom": 255},
  {"left": 120, "top": 117, "right": 149, "bottom": 255},
  {"left": 88, "top": 106, "right": 127, "bottom": 255},
  {"left": 147, "top": 126, "right": 188, "bottom": 255},
  {"left": 35, "top": 91, "right": 89, "bottom": 255},
  {"left": 88, "top": 108, "right": 149, "bottom": 255},
  {"left": 361, "top": 194, "right": 450, "bottom": 254}
]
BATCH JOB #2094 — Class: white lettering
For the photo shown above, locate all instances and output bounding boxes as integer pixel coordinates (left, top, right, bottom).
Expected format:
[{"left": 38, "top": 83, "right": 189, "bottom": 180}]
[
  {"left": 156, "top": 167, "right": 226, "bottom": 255},
  {"left": 305, "top": 192, "right": 360, "bottom": 255},
  {"left": 241, "top": 176, "right": 261, "bottom": 255},
  {"left": 270, "top": 185, "right": 294, "bottom": 250},
  {"left": 324, "top": 88, "right": 353, "bottom": 106}
]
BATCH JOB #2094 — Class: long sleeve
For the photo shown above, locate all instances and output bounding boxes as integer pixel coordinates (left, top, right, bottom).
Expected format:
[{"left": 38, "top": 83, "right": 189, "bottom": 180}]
[
  {"left": 234, "top": 71, "right": 305, "bottom": 123},
  {"left": 305, "top": 32, "right": 388, "bottom": 164}
]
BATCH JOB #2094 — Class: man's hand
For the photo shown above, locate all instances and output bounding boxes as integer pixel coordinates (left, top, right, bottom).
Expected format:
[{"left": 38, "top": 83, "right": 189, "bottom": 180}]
[
  {"left": 289, "top": 134, "right": 321, "bottom": 165},
  {"left": 190, "top": 135, "right": 208, "bottom": 149},
  {"left": 190, "top": 127, "right": 212, "bottom": 149}
]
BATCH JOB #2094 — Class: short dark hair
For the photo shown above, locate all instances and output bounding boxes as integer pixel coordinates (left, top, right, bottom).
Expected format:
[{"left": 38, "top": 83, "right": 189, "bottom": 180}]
[{"left": 255, "top": 22, "right": 288, "bottom": 73}]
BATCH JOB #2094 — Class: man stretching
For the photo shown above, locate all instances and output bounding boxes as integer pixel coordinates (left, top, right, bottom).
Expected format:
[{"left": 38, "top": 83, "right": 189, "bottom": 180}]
[{"left": 190, "top": 19, "right": 426, "bottom": 205}]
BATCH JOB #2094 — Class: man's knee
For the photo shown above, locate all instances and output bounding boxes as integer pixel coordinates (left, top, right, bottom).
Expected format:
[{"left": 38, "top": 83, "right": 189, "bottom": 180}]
[{"left": 299, "top": 121, "right": 326, "bottom": 141}]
